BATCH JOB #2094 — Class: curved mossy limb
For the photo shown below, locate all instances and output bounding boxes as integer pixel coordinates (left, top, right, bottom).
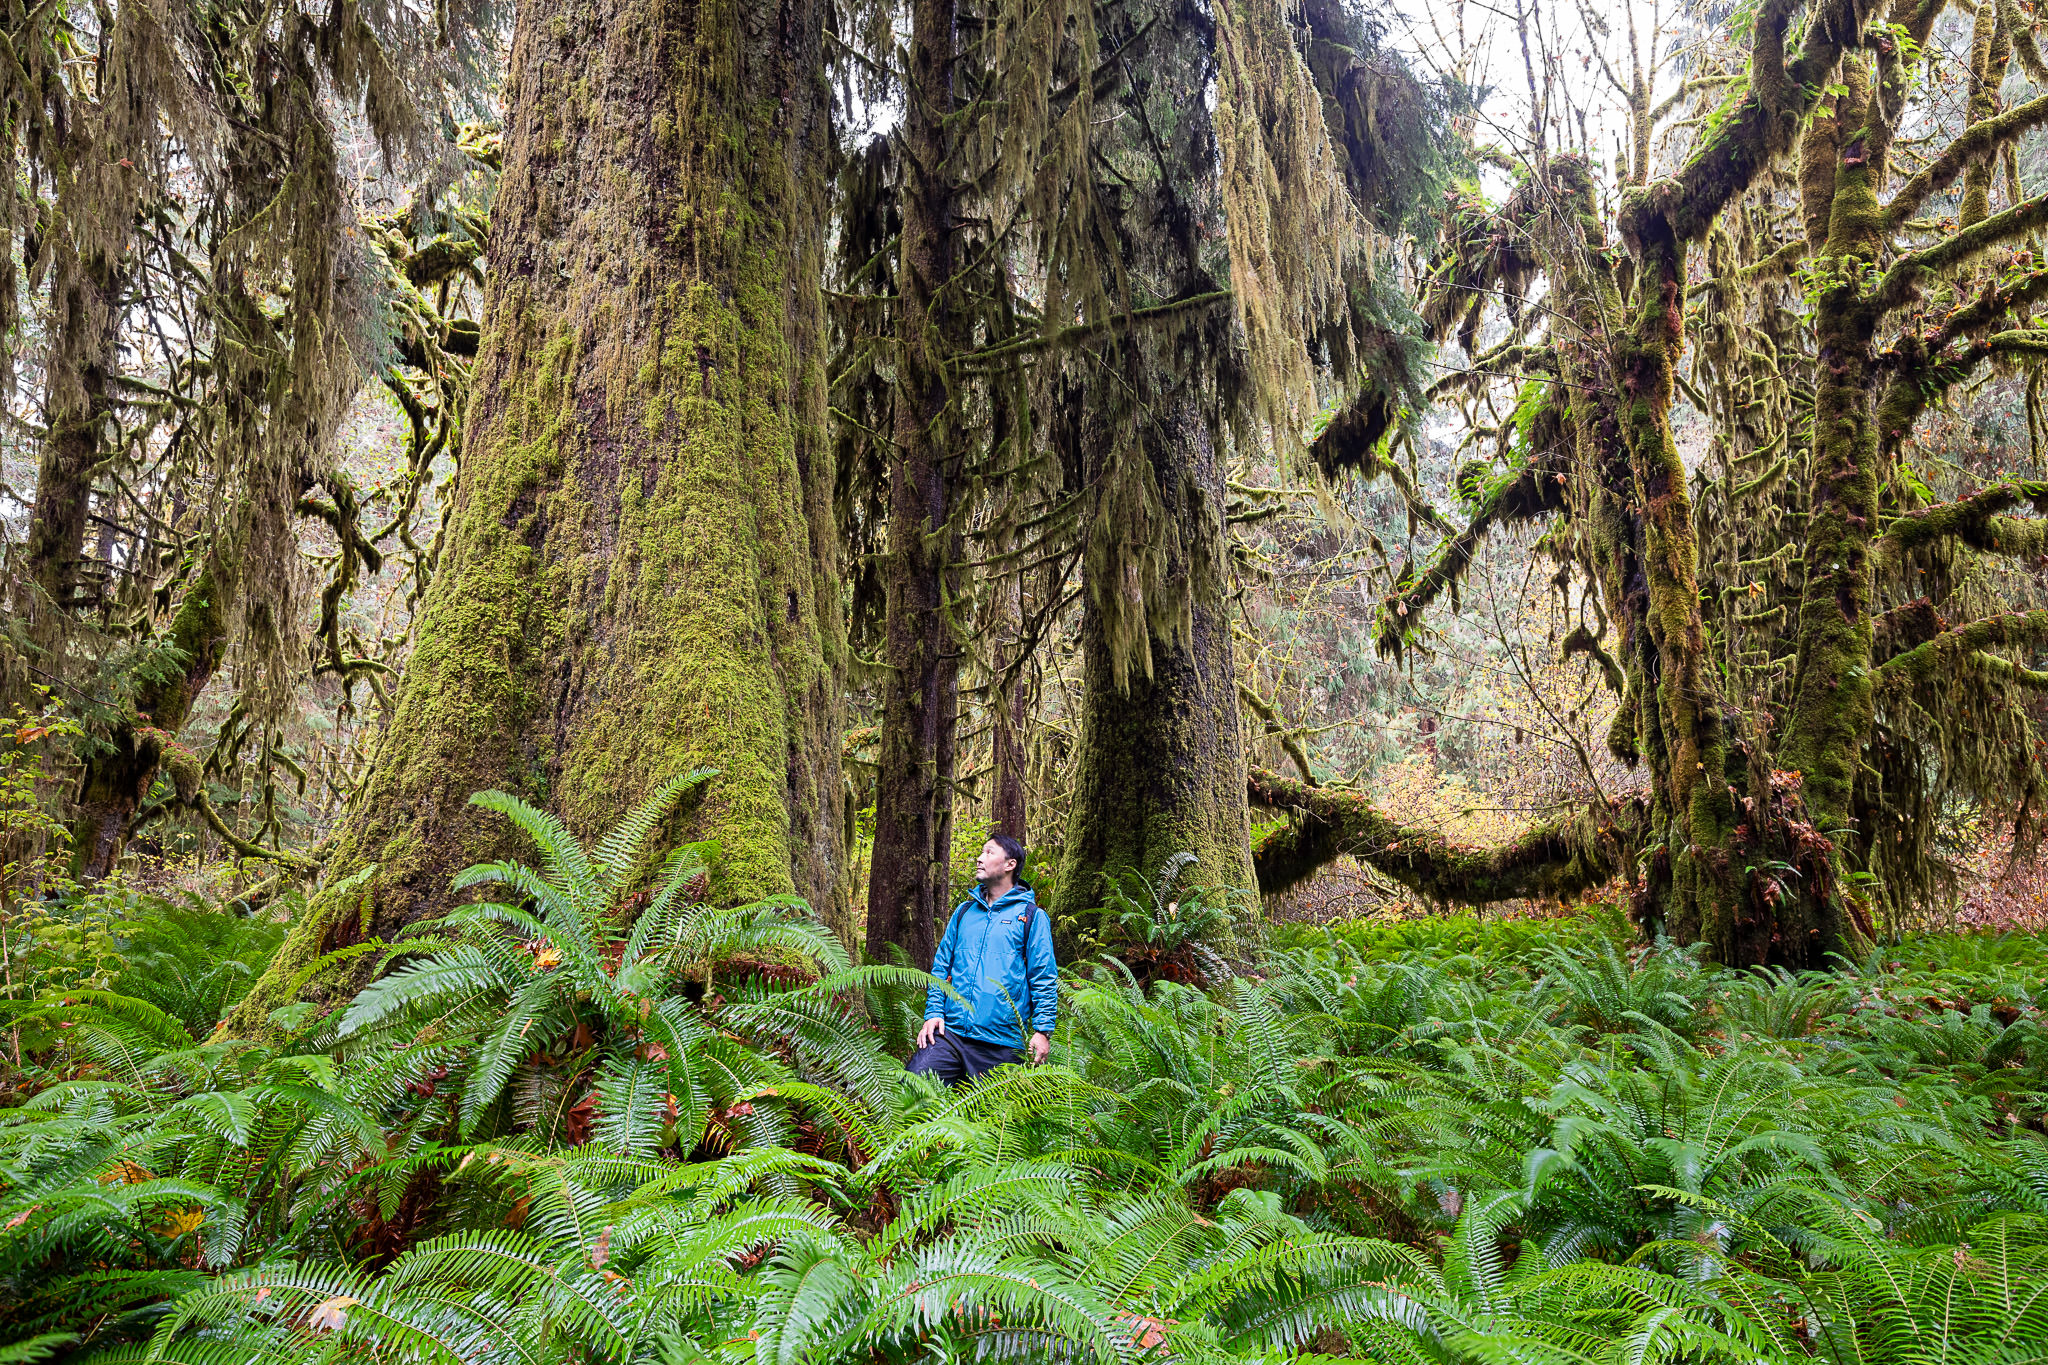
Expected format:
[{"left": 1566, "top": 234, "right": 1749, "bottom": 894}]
[
  {"left": 227, "top": 0, "right": 841, "bottom": 1035},
  {"left": 1248, "top": 769, "right": 1644, "bottom": 906},
  {"left": 1872, "top": 609, "right": 2048, "bottom": 690}
]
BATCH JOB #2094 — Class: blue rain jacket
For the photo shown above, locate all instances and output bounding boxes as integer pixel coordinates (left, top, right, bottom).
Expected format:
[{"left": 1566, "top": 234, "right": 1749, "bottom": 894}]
[{"left": 924, "top": 881, "right": 1058, "bottom": 1049}]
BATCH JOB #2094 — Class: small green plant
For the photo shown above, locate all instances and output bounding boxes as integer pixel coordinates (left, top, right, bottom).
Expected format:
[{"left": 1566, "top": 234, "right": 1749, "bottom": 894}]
[
  {"left": 1098, "top": 851, "right": 1251, "bottom": 984},
  {"left": 0, "top": 699, "right": 88, "bottom": 1066}
]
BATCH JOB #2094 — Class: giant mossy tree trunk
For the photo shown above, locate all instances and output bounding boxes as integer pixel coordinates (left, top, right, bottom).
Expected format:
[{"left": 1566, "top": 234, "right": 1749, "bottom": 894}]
[
  {"left": 229, "top": 0, "right": 841, "bottom": 1029},
  {"left": 1772, "top": 58, "right": 1884, "bottom": 962},
  {"left": 865, "top": 0, "right": 963, "bottom": 967},
  {"left": 1054, "top": 0, "right": 1254, "bottom": 917},
  {"left": 1055, "top": 512, "right": 1256, "bottom": 914}
]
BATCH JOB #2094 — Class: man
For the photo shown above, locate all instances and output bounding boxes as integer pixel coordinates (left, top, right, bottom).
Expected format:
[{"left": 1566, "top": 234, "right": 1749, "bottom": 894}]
[{"left": 907, "top": 834, "right": 1057, "bottom": 1085}]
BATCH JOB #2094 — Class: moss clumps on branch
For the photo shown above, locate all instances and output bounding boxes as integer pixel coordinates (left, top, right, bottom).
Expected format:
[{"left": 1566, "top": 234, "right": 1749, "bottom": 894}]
[
  {"left": 1373, "top": 449, "right": 1570, "bottom": 660},
  {"left": 1872, "top": 609, "right": 2048, "bottom": 691},
  {"left": 1881, "top": 481, "right": 2048, "bottom": 558},
  {"left": 1247, "top": 769, "right": 1643, "bottom": 905}
]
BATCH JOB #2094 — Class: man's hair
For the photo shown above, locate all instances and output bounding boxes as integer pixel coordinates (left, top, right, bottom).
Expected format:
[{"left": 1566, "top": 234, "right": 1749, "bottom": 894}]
[{"left": 989, "top": 833, "right": 1025, "bottom": 876}]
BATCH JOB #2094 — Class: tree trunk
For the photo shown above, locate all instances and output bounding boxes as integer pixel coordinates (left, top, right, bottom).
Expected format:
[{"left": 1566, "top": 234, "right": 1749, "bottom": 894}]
[
  {"left": 864, "top": 0, "right": 964, "bottom": 966},
  {"left": 1772, "top": 57, "right": 1885, "bottom": 964},
  {"left": 1054, "top": 0, "right": 1254, "bottom": 916},
  {"left": 22, "top": 252, "right": 117, "bottom": 630},
  {"left": 230, "top": 0, "right": 841, "bottom": 1029},
  {"left": 68, "top": 552, "right": 237, "bottom": 876},
  {"left": 990, "top": 583, "right": 1029, "bottom": 844}
]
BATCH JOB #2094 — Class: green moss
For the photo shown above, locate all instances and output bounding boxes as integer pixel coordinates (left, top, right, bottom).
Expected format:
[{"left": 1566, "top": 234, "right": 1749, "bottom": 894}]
[{"left": 227, "top": 0, "right": 842, "bottom": 1029}]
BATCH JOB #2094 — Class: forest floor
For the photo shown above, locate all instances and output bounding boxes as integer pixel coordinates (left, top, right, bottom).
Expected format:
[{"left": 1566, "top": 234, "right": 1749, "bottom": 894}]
[{"left": 4, "top": 864, "right": 2045, "bottom": 1361}]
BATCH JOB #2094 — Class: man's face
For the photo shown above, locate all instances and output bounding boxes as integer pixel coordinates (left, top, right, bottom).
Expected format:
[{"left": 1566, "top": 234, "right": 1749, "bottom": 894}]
[{"left": 976, "top": 839, "right": 1017, "bottom": 885}]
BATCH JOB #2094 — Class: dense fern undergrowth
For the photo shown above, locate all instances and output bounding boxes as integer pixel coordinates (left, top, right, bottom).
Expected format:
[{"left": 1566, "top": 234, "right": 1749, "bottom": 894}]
[{"left": 4, "top": 792, "right": 2046, "bottom": 1363}]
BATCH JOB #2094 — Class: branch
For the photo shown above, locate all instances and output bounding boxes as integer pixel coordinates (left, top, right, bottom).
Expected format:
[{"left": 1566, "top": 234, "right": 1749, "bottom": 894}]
[
  {"left": 193, "top": 789, "right": 323, "bottom": 873},
  {"left": 1875, "top": 192, "right": 2048, "bottom": 311},
  {"left": 2002, "top": 0, "right": 2048, "bottom": 84},
  {"left": 1883, "top": 89, "right": 2048, "bottom": 231},
  {"left": 1374, "top": 458, "right": 1569, "bottom": 660},
  {"left": 1621, "top": 0, "right": 1867, "bottom": 245},
  {"left": 1872, "top": 597, "right": 1946, "bottom": 664},
  {"left": 956, "top": 290, "right": 1231, "bottom": 370},
  {"left": 1970, "top": 650, "right": 2048, "bottom": 689},
  {"left": 1309, "top": 400, "right": 1457, "bottom": 542},
  {"left": 1248, "top": 769, "right": 1643, "bottom": 902},
  {"left": 1423, "top": 341, "right": 1558, "bottom": 400},
  {"left": 1919, "top": 266, "right": 2048, "bottom": 359},
  {"left": 1880, "top": 480, "right": 2048, "bottom": 558},
  {"left": 1872, "top": 609, "right": 2048, "bottom": 689},
  {"left": 1561, "top": 622, "right": 1627, "bottom": 695},
  {"left": 399, "top": 234, "right": 485, "bottom": 287},
  {"left": 1238, "top": 683, "right": 1318, "bottom": 785}
]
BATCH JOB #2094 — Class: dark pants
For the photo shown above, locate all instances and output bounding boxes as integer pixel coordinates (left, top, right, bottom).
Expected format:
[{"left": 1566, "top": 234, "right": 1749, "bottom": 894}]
[{"left": 906, "top": 1031, "right": 1023, "bottom": 1086}]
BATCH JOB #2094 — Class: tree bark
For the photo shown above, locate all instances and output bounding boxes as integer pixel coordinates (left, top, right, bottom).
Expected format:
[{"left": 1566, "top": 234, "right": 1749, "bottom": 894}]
[
  {"left": 68, "top": 552, "right": 237, "bottom": 877},
  {"left": 22, "top": 252, "right": 118, "bottom": 630},
  {"left": 864, "top": 0, "right": 963, "bottom": 967},
  {"left": 990, "top": 581, "right": 1030, "bottom": 844},
  {"left": 1054, "top": 0, "right": 1254, "bottom": 915},
  {"left": 230, "top": 0, "right": 841, "bottom": 1029}
]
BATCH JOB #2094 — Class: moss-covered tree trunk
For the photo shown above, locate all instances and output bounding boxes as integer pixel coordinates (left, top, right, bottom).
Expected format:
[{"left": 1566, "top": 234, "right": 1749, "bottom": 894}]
[
  {"left": 865, "top": 0, "right": 963, "bottom": 966},
  {"left": 1054, "top": 0, "right": 1254, "bottom": 915},
  {"left": 230, "top": 0, "right": 841, "bottom": 1028},
  {"left": 22, "top": 253, "right": 118, "bottom": 633},
  {"left": 68, "top": 554, "right": 236, "bottom": 876},
  {"left": 990, "top": 576, "right": 1030, "bottom": 844},
  {"left": 1608, "top": 221, "right": 1746, "bottom": 956},
  {"left": 1772, "top": 58, "right": 1886, "bottom": 961}
]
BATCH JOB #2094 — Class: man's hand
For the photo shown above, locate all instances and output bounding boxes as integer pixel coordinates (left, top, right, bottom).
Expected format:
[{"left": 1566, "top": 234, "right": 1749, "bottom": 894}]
[
  {"left": 1028, "top": 1031, "right": 1050, "bottom": 1065},
  {"left": 916, "top": 1017, "right": 946, "bottom": 1049}
]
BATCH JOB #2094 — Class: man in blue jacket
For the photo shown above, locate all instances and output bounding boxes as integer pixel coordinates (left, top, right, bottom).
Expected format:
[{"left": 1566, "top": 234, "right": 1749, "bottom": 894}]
[{"left": 908, "top": 833, "right": 1057, "bottom": 1085}]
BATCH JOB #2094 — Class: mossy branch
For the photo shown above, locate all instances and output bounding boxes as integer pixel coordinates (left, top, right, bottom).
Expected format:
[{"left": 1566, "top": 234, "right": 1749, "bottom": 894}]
[
  {"left": 1969, "top": 650, "right": 2048, "bottom": 689},
  {"left": 1238, "top": 683, "right": 1317, "bottom": 785},
  {"left": 1883, "top": 89, "right": 2048, "bottom": 232},
  {"left": 398, "top": 234, "right": 484, "bottom": 287},
  {"left": 1622, "top": 0, "right": 1868, "bottom": 245},
  {"left": 193, "top": 788, "right": 323, "bottom": 873},
  {"left": 1875, "top": 193, "right": 2048, "bottom": 310},
  {"left": 1424, "top": 342, "right": 1557, "bottom": 400},
  {"left": 1872, "top": 608, "right": 2048, "bottom": 690},
  {"left": 1308, "top": 389, "right": 1453, "bottom": 534},
  {"left": 1561, "top": 623, "right": 1627, "bottom": 696},
  {"left": 1373, "top": 459, "right": 1569, "bottom": 659},
  {"left": 1873, "top": 597, "right": 1946, "bottom": 663},
  {"left": 1739, "top": 237, "right": 1807, "bottom": 282},
  {"left": 1880, "top": 480, "right": 2048, "bottom": 557},
  {"left": 2001, "top": 0, "right": 2048, "bottom": 84},
  {"left": 1920, "top": 266, "right": 2048, "bottom": 359},
  {"left": 1248, "top": 768, "right": 1642, "bottom": 903},
  {"left": 955, "top": 290, "right": 1231, "bottom": 370}
]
